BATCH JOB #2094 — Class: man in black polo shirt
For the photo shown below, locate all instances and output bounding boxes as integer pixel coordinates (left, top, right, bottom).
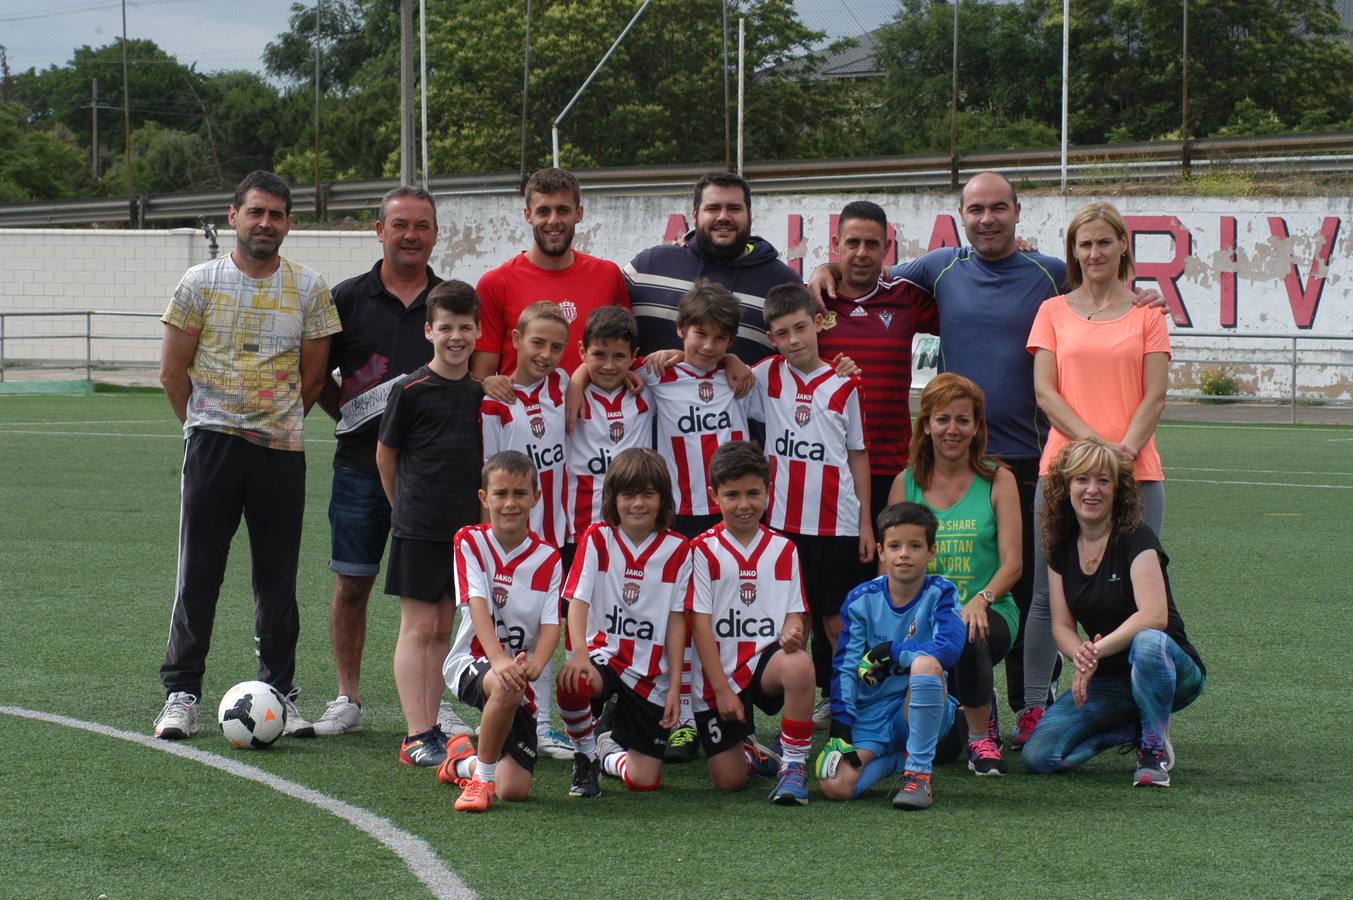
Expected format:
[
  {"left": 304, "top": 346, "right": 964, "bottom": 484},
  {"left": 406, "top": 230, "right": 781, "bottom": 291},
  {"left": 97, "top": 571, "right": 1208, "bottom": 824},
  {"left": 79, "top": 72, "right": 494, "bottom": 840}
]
[{"left": 312, "top": 186, "right": 444, "bottom": 735}]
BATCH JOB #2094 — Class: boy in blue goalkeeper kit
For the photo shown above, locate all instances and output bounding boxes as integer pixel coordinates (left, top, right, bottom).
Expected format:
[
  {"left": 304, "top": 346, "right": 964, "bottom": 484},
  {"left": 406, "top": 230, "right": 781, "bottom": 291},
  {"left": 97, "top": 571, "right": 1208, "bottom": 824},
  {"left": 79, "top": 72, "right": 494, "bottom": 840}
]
[{"left": 817, "top": 502, "right": 964, "bottom": 809}]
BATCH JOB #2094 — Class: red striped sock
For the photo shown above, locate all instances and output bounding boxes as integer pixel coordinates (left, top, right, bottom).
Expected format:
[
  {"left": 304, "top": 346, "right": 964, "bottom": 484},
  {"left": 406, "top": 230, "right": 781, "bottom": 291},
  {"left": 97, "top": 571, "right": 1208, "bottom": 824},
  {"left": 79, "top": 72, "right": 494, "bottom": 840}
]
[
  {"left": 780, "top": 717, "right": 813, "bottom": 766},
  {"left": 556, "top": 683, "right": 596, "bottom": 758}
]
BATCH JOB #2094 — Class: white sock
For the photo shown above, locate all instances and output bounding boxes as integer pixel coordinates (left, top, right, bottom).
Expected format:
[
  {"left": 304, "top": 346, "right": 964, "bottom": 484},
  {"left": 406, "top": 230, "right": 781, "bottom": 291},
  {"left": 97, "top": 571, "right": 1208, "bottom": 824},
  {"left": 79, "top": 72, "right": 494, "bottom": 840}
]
[
  {"left": 476, "top": 759, "right": 497, "bottom": 784},
  {"left": 534, "top": 662, "right": 554, "bottom": 734},
  {"left": 678, "top": 648, "right": 694, "bottom": 726},
  {"left": 455, "top": 755, "right": 478, "bottom": 780},
  {"left": 601, "top": 749, "right": 628, "bottom": 781}
]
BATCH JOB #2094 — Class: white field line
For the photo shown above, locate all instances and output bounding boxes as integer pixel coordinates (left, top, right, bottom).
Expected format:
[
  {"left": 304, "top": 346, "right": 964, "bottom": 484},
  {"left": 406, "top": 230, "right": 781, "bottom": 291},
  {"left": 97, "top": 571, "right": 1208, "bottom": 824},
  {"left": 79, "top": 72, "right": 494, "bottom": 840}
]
[
  {"left": 1159, "top": 422, "right": 1352, "bottom": 435},
  {"left": 1168, "top": 466, "right": 1353, "bottom": 478},
  {"left": 0, "top": 428, "right": 338, "bottom": 444},
  {"left": 1169, "top": 477, "right": 1353, "bottom": 490},
  {"left": 0, "top": 706, "right": 475, "bottom": 900},
  {"left": 0, "top": 419, "right": 166, "bottom": 426}
]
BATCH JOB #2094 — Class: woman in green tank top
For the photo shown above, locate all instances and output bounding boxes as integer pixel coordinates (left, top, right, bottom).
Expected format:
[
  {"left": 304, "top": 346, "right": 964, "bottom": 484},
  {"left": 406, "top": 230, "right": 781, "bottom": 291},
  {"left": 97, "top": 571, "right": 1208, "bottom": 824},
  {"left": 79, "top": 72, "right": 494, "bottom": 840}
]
[{"left": 887, "top": 374, "right": 1023, "bottom": 777}]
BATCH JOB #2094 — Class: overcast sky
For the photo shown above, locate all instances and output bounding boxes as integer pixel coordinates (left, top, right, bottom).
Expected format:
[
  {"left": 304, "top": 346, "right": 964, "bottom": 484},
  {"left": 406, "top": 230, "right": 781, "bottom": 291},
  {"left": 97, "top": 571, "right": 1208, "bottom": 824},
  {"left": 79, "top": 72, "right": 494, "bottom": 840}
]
[{"left": 1, "top": 0, "right": 899, "bottom": 77}]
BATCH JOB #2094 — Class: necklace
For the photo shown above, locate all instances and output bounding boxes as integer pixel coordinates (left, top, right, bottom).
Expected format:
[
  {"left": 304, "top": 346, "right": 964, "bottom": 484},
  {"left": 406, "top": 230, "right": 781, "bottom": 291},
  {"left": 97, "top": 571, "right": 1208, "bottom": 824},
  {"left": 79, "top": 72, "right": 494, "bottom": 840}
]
[{"left": 1078, "top": 533, "right": 1109, "bottom": 569}]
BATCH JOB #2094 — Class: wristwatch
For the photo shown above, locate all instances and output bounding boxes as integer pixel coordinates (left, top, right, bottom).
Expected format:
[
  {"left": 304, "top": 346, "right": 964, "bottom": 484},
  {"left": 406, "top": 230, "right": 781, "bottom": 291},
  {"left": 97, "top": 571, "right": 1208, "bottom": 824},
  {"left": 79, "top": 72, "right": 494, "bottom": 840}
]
[{"left": 976, "top": 589, "right": 995, "bottom": 604}]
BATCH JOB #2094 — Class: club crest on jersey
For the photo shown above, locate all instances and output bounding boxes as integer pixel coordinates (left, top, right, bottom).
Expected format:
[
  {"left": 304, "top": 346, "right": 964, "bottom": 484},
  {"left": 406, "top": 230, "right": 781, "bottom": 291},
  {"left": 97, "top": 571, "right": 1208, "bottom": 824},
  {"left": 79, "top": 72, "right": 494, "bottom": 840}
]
[
  {"left": 698, "top": 380, "right": 714, "bottom": 403},
  {"left": 609, "top": 419, "right": 625, "bottom": 442},
  {"left": 821, "top": 311, "right": 837, "bottom": 330},
  {"left": 530, "top": 416, "right": 545, "bottom": 438},
  {"left": 559, "top": 300, "right": 578, "bottom": 323},
  {"left": 739, "top": 581, "right": 757, "bottom": 605},
  {"left": 795, "top": 404, "right": 812, "bottom": 427},
  {"left": 907, "top": 619, "right": 917, "bottom": 638},
  {"left": 622, "top": 581, "right": 641, "bottom": 605},
  {"left": 491, "top": 586, "right": 509, "bottom": 609},
  {"left": 878, "top": 311, "right": 894, "bottom": 330}
]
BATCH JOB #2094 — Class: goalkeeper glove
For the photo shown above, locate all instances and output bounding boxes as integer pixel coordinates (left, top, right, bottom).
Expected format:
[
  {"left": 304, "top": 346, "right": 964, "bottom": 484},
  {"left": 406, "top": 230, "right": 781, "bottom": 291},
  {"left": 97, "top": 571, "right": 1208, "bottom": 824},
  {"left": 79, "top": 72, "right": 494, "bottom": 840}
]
[{"left": 858, "top": 641, "right": 895, "bottom": 687}]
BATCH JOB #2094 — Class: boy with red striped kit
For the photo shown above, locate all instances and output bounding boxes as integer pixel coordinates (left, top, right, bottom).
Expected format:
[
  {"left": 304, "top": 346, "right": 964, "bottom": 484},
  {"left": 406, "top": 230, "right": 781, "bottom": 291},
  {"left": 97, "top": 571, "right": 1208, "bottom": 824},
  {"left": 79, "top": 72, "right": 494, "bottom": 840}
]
[
  {"left": 554, "top": 448, "right": 691, "bottom": 797},
  {"left": 750, "top": 283, "right": 874, "bottom": 723}
]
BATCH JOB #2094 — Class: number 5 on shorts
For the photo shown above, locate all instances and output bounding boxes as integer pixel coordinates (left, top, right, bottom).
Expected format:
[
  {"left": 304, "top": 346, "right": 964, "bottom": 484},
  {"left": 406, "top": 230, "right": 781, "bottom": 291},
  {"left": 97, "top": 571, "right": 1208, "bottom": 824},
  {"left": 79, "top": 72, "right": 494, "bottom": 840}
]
[{"left": 705, "top": 719, "right": 722, "bottom": 744}]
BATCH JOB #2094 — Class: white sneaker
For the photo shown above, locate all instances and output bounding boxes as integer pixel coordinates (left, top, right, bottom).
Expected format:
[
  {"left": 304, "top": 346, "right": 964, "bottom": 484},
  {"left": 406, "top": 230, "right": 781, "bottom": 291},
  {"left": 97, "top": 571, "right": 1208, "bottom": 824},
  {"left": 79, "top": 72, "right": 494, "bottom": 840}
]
[
  {"left": 312, "top": 694, "right": 363, "bottom": 736},
  {"left": 437, "top": 699, "right": 475, "bottom": 737},
  {"left": 537, "top": 728, "right": 575, "bottom": 760},
  {"left": 812, "top": 697, "right": 832, "bottom": 731},
  {"left": 281, "top": 691, "right": 315, "bottom": 738},
  {"left": 153, "top": 691, "right": 199, "bottom": 739},
  {"left": 597, "top": 729, "right": 623, "bottom": 763}
]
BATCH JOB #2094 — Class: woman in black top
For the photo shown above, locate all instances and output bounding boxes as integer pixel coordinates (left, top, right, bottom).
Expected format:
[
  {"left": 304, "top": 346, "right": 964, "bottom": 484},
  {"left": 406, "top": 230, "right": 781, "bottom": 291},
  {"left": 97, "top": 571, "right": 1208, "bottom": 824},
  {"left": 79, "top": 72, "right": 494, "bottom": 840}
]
[{"left": 1021, "top": 438, "right": 1204, "bottom": 787}]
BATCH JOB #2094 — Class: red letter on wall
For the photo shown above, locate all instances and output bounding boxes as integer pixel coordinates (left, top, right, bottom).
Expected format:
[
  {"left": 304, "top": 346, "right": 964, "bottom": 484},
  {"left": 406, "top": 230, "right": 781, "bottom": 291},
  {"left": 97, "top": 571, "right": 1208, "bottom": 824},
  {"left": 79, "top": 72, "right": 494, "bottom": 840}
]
[
  {"left": 1267, "top": 216, "right": 1340, "bottom": 330},
  {"left": 1219, "top": 216, "right": 1237, "bottom": 328},
  {"left": 1125, "top": 215, "right": 1193, "bottom": 327},
  {"left": 928, "top": 215, "right": 961, "bottom": 251},
  {"left": 662, "top": 213, "right": 689, "bottom": 243},
  {"left": 786, "top": 214, "right": 804, "bottom": 276}
]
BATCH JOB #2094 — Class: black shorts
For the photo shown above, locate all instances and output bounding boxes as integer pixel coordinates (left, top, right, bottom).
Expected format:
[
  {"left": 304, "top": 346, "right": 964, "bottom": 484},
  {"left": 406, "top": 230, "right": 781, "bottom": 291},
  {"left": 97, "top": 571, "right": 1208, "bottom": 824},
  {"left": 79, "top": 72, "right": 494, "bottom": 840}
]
[
  {"left": 589, "top": 657, "right": 671, "bottom": 760},
  {"left": 787, "top": 532, "right": 867, "bottom": 619},
  {"left": 385, "top": 536, "right": 456, "bottom": 603},
  {"left": 455, "top": 658, "right": 538, "bottom": 772},
  {"left": 694, "top": 645, "right": 784, "bottom": 756}
]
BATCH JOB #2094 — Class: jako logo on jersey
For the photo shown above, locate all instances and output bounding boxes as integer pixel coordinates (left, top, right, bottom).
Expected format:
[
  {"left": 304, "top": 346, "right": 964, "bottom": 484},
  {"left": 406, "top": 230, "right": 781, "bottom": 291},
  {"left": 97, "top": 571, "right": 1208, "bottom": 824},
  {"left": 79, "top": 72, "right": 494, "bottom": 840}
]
[
  {"left": 622, "top": 581, "right": 641, "bottom": 605},
  {"left": 496, "top": 622, "right": 527, "bottom": 651},
  {"left": 605, "top": 605, "right": 654, "bottom": 639},
  {"left": 698, "top": 381, "right": 714, "bottom": 402},
  {"left": 559, "top": 300, "right": 578, "bottom": 322},
  {"left": 491, "top": 586, "right": 509, "bottom": 609},
  {"left": 774, "top": 429, "right": 827, "bottom": 461},
  {"left": 526, "top": 442, "right": 564, "bottom": 470},
  {"left": 678, "top": 406, "right": 733, "bottom": 434},
  {"left": 738, "top": 581, "right": 757, "bottom": 605},
  {"left": 586, "top": 446, "right": 614, "bottom": 476},
  {"left": 715, "top": 607, "right": 776, "bottom": 638},
  {"left": 529, "top": 416, "right": 545, "bottom": 439},
  {"left": 609, "top": 419, "right": 625, "bottom": 442},
  {"left": 878, "top": 311, "right": 894, "bottom": 330}
]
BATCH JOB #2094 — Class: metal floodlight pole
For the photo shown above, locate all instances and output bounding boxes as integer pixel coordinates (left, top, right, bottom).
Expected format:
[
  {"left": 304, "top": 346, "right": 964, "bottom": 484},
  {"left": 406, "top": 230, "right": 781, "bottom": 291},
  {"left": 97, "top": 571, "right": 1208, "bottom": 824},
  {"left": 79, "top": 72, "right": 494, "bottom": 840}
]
[
  {"left": 736, "top": 17, "right": 745, "bottom": 174},
  {"left": 121, "top": 0, "right": 132, "bottom": 198},
  {"left": 520, "top": 0, "right": 533, "bottom": 182},
  {"left": 723, "top": 2, "right": 731, "bottom": 171},
  {"left": 399, "top": 0, "right": 415, "bottom": 184},
  {"left": 1060, "top": 0, "right": 1069, "bottom": 193},
  {"left": 1181, "top": 0, "right": 1190, "bottom": 176},
  {"left": 314, "top": 0, "right": 322, "bottom": 215},
  {"left": 551, "top": 0, "right": 653, "bottom": 168},
  {"left": 419, "top": 0, "right": 429, "bottom": 188},
  {"left": 949, "top": 0, "right": 958, "bottom": 189}
]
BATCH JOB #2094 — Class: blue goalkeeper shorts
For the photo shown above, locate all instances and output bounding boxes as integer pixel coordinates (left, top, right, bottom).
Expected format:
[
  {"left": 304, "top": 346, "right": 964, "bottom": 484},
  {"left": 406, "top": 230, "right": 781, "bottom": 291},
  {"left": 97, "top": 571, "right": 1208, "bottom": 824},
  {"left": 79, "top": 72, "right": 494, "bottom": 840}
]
[{"left": 851, "top": 690, "right": 957, "bottom": 758}]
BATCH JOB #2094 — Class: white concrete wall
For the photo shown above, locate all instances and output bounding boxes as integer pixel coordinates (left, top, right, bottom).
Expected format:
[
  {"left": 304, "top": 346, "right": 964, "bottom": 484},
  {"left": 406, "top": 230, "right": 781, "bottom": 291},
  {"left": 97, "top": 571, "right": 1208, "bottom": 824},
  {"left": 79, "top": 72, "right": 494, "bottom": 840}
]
[{"left": 1, "top": 190, "right": 1350, "bottom": 398}]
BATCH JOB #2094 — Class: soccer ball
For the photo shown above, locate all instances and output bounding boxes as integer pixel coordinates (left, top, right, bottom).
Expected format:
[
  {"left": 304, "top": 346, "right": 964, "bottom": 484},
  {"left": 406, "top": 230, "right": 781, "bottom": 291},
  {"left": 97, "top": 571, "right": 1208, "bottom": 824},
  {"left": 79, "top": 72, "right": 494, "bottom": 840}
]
[{"left": 217, "top": 680, "right": 287, "bottom": 749}]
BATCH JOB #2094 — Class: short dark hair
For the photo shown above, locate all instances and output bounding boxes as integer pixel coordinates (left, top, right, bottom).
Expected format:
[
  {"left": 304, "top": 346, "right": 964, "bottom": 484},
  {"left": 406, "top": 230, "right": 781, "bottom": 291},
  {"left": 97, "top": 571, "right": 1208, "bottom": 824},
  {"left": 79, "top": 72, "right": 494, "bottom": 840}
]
[
  {"left": 482, "top": 449, "right": 537, "bottom": 490},
  {"left": 601, "top": 448, "right": 675, "bottom": 531},
  {"left": 763, "top": 283, "right": 816, "bottom": 327},
  {"left": 582, "top": 306, "right": 639, "bottom": 351},
  {"left": 838, "top": 200, "right": 888, "bottom": 233},
  {"left": 676, "top": 279, "right": 741, "bottom": 340},
  {"left": 232, "top": 170, "right": 292, "bottom": 215},
  {"left": 692, "top": 170, "right": 751, "bottom": 211},
  {"left": 379, "top": 186, "right": 437, "bottom": 227},
  {"left": 708, "top": 441, "right": 770, "bottom": 491},
  {"left": 876, "top": 502, "right": 939, "bottom": 547},
  {"left": 426, "top": 280, "right": 479, "bottom": 324},
  {"left": 524, "top": 167, "right": 581, "bottom": 206}
]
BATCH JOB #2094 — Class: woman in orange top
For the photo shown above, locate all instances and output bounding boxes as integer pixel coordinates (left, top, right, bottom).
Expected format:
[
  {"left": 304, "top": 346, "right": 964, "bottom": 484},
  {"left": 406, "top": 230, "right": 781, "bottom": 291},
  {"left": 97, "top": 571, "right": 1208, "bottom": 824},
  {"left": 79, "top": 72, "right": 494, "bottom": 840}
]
[{"left": 1010, "top": 202, "right": 1170, "bottom": 749}]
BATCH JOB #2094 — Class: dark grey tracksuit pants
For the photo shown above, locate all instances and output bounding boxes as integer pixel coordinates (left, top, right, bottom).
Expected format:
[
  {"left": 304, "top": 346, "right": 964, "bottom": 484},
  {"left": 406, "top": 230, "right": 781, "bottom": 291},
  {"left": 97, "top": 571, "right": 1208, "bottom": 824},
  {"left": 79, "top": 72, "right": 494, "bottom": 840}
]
[{"left": 159, "top": 428, "right": 305, "bottom": 699}]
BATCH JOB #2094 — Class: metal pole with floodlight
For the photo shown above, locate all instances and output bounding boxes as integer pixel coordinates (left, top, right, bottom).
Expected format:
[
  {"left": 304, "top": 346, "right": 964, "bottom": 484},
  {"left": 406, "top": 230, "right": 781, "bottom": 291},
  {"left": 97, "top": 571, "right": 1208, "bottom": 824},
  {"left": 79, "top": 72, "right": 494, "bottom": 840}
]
[
  {"left": 552, "top": 0, "right": 653, "bottom": 168},
  {"left": 737, "top": 17, "right": 745, "bottom": 174},
  {"left": 1060, "top": 0, "right": 1069, "bottom": 193}
]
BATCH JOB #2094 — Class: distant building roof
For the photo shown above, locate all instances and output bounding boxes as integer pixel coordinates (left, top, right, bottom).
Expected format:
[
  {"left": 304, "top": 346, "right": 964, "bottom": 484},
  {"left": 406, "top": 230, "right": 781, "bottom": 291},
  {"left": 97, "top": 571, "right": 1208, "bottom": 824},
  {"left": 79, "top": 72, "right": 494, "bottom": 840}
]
[{"left": 778, "top": 28, "right": 884, "bottom": 81}]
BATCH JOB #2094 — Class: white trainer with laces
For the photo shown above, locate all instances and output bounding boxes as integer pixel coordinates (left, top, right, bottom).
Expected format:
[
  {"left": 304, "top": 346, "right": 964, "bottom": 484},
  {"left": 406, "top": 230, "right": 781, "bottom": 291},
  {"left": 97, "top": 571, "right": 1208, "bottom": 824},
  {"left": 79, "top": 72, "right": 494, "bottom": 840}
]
[
  {"left": 437, "top": 699, "right": 475, "bottom": 738},
  {"left": 153, "top": 691, "right": 199, "bottom": 740},
  {"left": 811, "top": 697, "right": 832, "bottom": 731},
  {"left": 312, "top": 695, "right": 363, "bottom": 736},
  {"left": 537, "top": 728, "right": 575, "bottom": 760},
  {"left": 281, "top": 691, "right": 315, "bottom": 738}
]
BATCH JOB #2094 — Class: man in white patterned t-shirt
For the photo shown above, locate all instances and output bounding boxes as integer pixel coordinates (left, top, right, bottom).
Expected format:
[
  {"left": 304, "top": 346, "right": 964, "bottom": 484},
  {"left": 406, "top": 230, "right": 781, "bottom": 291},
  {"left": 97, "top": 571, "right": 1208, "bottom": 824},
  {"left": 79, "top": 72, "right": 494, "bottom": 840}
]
[{"left": 154, "top": 170, "right": 340, "bottom": 742}]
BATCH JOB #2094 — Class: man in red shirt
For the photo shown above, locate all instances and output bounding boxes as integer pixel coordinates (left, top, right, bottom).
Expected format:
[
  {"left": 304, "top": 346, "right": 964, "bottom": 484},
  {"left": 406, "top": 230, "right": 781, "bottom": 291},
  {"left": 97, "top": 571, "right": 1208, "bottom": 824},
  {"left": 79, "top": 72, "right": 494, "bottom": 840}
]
[{"left": 472, "top": 168, "right": 630, "bottom": 378}]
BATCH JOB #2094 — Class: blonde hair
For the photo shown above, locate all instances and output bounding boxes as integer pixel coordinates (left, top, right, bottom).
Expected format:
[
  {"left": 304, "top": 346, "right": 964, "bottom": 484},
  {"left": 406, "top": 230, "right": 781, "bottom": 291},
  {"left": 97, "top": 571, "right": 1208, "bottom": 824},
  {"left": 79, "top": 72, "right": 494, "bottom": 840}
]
[
  {"left": 1064, "top": 202, "right": 1135, "bottom": 289},
  {"left": 1040, "top": 437, "right": 1143, "bottom": 553},
  {"left": 515, "top": 300, "right": 570, "bottom": 335}
]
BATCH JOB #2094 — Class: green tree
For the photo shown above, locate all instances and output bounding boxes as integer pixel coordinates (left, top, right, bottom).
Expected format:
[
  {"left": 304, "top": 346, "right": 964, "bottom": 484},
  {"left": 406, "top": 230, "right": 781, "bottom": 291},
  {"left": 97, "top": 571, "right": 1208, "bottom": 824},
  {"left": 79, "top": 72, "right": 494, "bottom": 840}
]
[
  {"left": 100, "top": 122, "right": 219, "bottom": 195},
  {"left": 0, "top": 100, "right": 92, "bottom": 201}
]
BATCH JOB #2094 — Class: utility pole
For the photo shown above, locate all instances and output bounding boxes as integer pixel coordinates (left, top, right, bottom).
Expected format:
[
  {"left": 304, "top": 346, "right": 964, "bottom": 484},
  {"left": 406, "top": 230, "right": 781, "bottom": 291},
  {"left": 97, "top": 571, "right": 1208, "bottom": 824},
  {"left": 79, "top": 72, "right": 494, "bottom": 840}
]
[
  {"left": 314, "top": 0, "right": 323, "bottom": 219},
  {"left": 399, "top": 0, "right": 416, "bottom": 184},
  {"left": 122, "top": 0, "right": 133, "bottom": 197},
  {"left": 949, "top": 0, "right": 959, "bottom": 190},
  {"left": 1181, "top": 0, "right": 1191, "bottom": 177},
  {"left": 520, "top": 0, "right": 533, "bottom": 186},
  {"left": 91, "top": 79, "right": 100, "bottom": 178},
  {"left": 723, "top": 3, "right": 731, "bottom": 171}
]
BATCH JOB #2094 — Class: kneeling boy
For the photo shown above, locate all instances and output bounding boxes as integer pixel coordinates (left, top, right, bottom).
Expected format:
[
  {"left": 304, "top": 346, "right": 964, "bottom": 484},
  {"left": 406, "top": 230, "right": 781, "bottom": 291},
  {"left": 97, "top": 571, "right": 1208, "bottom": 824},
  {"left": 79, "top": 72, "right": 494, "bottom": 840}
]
[
  {"left": 817, "top": 502, "right": 964, "bottom": 810},
  {"left": 689, "top": 441, "right": 817, "bottom": 804},
  {"left": 556, "top": 448, "right": 690, "bottom": 797},
  {"left": 438, "top": 451, "right": 562, "bottom": 812}
]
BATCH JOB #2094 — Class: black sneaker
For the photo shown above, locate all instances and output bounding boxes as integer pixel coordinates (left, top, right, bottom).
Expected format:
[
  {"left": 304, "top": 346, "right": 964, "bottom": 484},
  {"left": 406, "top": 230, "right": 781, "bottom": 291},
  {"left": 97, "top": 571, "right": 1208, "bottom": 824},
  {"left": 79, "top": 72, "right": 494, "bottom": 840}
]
[
  {"left": 400, "top": 729, "right": 448, "bottom": 767},
  {"left": 891, "top": 770, "right": 934, "bottom": 810},
  {"left": 1133, "top": 746, "right": 1171, "bottom": 787},
  {"left": 664, "top": 723, "right": 698, "bottom": 763},
  {"left": 569, "top": 752, "right": 602, "bottom": 798}
]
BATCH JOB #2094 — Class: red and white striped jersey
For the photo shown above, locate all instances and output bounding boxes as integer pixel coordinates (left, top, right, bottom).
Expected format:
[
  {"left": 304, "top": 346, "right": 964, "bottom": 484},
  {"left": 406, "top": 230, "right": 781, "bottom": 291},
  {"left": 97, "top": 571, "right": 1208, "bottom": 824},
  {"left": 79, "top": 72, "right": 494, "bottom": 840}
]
[
  {"left": 687, "top": 523, "right": 808, "bottom": 709},
  {"left": 444, "top": 524, "right": 562, "bottom": 705},
  {"left": 642, "top": 362, "right": 751, "bottom": 517},
  {"left": 564, "top": 524, "right": 691, "bottom": 705},
  {"left": 565, "top": 383, "right": 655, "bottom": 538},
  {"left": 481, "top": 369, "right": 569, "bottom": 547},
  {"left": 752, "top": 356, "right": 867, "bottom": 537}
]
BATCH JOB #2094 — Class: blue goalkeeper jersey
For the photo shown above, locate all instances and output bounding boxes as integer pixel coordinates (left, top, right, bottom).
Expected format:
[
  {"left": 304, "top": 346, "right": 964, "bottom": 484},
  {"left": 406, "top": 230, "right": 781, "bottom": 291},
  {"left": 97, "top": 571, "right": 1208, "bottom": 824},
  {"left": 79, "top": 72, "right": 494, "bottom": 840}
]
[{"left": 829, "top": 574, "right": 965, "bottom": 729}]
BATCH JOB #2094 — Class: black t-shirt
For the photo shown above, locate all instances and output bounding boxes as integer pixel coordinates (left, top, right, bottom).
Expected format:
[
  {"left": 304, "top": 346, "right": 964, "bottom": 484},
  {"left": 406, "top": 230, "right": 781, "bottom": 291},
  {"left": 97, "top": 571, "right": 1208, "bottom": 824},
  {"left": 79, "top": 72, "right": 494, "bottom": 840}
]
[
  {"left": 328, "top": 261, "right": 441, "bottom": 471},
  {"left": 378, "top": 366, "right": 483, "bottom": 541},
  {"left": 1050, "top": 524, "right": 1204, "bottom": 678}
]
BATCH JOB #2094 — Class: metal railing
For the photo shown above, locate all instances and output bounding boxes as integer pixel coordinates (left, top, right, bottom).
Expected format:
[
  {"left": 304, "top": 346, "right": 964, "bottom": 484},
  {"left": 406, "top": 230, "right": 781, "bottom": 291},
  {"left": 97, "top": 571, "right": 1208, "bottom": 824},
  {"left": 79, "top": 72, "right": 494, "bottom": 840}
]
[
  {"left": 3, "top": 131, "right": 1353, "bottom": 228},
  {"left": 0, "top": 310, "right": 162, "bottom": 383}
]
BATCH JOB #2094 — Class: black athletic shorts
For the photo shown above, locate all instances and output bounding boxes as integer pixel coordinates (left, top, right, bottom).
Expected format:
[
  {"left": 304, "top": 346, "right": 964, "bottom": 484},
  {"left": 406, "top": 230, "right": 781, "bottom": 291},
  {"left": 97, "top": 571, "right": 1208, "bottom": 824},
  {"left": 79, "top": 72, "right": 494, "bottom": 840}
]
[
  {"left": 694, "top": 645, "right": 784, "bottom": 756},
  {"left": 787, "top": 532, "right": 868, "bottom": 619},
  {"left": 385, "top": 536, "right": 456, "bottom": 603},
  {"left": 589, "top": 656, "right": 671, "bottom": 760},
  {"left": 455, "top": 658, "right": 538, "bottom": 772}
]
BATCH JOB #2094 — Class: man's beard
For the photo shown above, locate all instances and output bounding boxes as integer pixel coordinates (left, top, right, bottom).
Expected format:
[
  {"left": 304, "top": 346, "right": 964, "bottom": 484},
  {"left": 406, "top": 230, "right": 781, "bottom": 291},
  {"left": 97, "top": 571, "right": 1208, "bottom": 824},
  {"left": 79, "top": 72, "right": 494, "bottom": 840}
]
[
  {"left": 696, "top": 224, "right": 749, "bottom": 261},
  {"left": 533, "top": 224, "right": 575, "bottom": 257}
]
